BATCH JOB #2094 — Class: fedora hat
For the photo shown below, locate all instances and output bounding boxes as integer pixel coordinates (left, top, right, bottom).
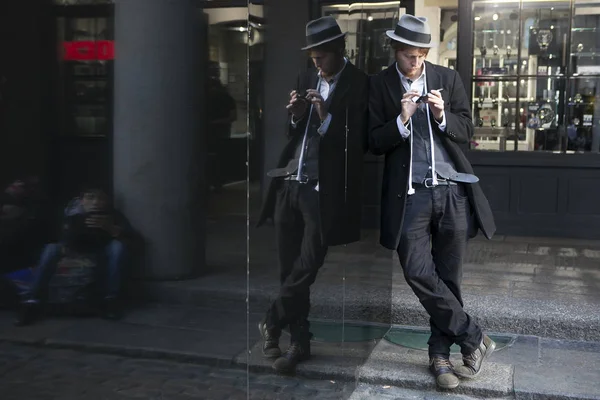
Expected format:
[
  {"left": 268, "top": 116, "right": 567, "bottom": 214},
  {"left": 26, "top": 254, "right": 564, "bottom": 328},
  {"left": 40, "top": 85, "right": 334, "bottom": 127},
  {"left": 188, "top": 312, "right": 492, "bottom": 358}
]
[
  {"left": 386, "top": 14, "right": 435, "bottom": 48},
  {"left": 301, "top": 16, "right": 347, "bottom": 50}
]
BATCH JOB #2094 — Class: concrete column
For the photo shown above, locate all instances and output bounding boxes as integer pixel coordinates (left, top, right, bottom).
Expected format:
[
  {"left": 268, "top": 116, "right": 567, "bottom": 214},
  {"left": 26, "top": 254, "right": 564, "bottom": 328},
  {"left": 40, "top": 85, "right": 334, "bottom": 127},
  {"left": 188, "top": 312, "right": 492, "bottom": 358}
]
[
  {"left": 113, "top": 0, "right": 205, "bottom": 280},
  {"left": 261, "top": 0, "right": 310, "bottom": 199}
]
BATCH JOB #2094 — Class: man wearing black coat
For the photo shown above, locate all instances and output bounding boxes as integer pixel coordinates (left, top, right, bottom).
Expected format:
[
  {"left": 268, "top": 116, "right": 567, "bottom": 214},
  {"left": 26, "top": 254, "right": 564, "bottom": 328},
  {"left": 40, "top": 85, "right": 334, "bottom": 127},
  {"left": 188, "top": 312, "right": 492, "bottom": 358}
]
[
  {"left": 369, "top": 15, "right": 497, "bottom": 389},
  {"left": 257, "top": 16, "right": 368, "bottom": 374}
]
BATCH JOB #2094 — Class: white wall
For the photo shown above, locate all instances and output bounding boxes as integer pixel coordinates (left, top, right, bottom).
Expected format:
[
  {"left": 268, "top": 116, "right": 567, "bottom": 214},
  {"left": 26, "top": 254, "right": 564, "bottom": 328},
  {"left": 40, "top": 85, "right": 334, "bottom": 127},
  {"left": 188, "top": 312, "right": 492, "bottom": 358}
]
[{"left": 411, "top": 0, "right": 441, "bottom": 65}]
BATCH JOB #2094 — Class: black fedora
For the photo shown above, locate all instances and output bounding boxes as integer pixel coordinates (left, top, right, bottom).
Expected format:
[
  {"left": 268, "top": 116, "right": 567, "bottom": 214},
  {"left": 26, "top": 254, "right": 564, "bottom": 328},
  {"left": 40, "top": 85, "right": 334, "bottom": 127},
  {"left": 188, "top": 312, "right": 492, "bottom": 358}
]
[{"left": 301, "top": 16, "right": 347, "bottom": 50}]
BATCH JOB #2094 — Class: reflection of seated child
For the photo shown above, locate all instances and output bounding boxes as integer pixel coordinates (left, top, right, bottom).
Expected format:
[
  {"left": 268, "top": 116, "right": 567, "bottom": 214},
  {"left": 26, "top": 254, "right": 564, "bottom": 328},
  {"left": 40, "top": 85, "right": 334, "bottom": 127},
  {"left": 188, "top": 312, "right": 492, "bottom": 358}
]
[{"left": 15, "top": 187, "right": 131, "bottom": 326}]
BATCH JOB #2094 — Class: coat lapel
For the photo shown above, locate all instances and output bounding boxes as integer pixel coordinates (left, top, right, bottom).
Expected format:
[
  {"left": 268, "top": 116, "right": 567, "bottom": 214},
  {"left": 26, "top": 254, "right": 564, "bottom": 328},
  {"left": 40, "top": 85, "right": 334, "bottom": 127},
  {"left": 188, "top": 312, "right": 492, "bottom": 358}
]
[
  {"left": 425, "top": 62, "right": 445, "bottom": 101},
  {"left": 326, "top": 62, "right": 353, "bottom": 112},
  {"left": 383, "top": 64, "right": 404, "bottom": 113}
]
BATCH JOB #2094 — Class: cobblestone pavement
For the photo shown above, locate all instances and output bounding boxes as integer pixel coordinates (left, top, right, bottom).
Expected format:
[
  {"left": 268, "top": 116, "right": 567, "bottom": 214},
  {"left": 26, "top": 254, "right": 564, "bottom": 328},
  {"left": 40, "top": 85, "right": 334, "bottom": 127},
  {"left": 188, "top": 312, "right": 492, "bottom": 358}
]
[{"left": 0, "top": 342, "right": 357, "bottom": 400}]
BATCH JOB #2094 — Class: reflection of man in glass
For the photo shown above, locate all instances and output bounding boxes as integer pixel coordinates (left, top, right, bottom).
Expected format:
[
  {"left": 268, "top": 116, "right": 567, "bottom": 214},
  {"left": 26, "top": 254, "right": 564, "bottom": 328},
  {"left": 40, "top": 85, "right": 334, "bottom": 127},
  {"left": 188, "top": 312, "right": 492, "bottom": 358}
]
[
  {"left": 256, "top": 17, "right": 369, "bottom": 374},
  {"left": 369, "top": 15, "right": 497, "bottom": 390},
  {"left": 206, "top": 62, "right": 237, "bottom": 191}
]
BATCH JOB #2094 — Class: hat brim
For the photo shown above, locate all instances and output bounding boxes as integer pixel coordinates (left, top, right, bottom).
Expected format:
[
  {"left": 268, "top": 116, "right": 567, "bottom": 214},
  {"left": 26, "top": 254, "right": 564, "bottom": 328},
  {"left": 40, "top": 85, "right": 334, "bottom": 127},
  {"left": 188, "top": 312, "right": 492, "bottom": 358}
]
[
  {"left": 301, "top": 32, "right": 347, "bottom": 50},
  {"left": 385, "top": 30, "right": 436, "bottom": 48}
]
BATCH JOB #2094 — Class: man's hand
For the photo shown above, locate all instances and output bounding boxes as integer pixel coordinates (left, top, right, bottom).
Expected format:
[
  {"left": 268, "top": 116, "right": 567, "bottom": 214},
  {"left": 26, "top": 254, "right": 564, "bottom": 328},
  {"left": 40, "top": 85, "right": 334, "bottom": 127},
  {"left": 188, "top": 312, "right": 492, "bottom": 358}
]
[
  {"left": 424, "top": 89, "right": 445, "bottom": 122},
  {"left": 286, "top": 90, "right": 308, "bottom": 119},
  {"left": 85, "top": 214, "right": 120, "bottom": 237},
  {"left": 400, "top": 90, "right": 421, "bottom": 124},
  {"left": 305, "top": 89, "right": 328, "bottom": 122}
]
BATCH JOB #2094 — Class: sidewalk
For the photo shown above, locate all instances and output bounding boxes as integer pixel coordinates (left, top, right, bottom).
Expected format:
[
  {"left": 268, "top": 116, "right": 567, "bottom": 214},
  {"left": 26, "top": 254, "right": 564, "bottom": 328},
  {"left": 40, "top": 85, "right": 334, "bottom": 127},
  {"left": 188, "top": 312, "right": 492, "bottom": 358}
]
[
  {"left": 1, "top": 220, "right": 599, "bottom": 398},
  {"left": 133, "top": 211, "right": 600, "bottom": 342},
  {"left": 0, "top": 302, "right": 598, "bottom": 399},
  {"left": 0, "top": 185, "right": 599, "bottom": 399}
]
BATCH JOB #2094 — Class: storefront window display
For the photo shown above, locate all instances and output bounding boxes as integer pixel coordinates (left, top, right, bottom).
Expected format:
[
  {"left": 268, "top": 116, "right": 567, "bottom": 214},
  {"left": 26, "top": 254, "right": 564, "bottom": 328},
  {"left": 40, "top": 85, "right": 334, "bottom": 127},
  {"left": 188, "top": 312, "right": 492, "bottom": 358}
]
[
  {"left": 471, "top": 0, "right": 600, "bottom": 153},
  {"left": 56, "top": 13, "right": 113, "bottom": 137}
]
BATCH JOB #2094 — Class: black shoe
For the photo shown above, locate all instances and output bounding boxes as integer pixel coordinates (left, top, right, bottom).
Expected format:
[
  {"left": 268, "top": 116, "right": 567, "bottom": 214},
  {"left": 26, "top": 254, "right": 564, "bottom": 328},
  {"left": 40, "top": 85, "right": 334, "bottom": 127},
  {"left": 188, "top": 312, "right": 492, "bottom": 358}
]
[
  {"left": 272, "top": 341, "right": 310, "bottom": 375},
  {"left": 14, "top": 302, "right": 39, "bottom": 327},
  {"left": 429, "top": 355, "right": 459, "bottom": 389},
  {"left": 101, "top": 298, "right": 122, "bottom": 320},
  {"left": 258, "top": 321, "right": 281, "bottom": 359}
]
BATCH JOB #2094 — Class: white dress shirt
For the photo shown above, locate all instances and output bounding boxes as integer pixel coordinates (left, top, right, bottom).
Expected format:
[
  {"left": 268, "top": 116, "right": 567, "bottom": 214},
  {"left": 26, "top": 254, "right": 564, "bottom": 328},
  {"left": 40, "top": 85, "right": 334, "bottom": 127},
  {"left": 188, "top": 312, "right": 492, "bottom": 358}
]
[
  {"left": 291, "top": 58, "right": 348, "bottom": 134},
  {"left": 395, "top": 63, "right": 446, "bottom": 139},
  {"left": 292, "top": 59, "right": 348, "bottom": 191}
]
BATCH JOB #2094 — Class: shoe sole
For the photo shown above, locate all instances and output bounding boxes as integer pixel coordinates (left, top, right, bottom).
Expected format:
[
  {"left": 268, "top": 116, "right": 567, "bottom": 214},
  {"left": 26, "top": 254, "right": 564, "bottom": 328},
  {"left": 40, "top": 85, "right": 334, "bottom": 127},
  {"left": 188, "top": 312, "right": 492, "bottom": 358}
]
[
  {"left": 454, "top": 339, "right": 496, "bottom": 379},
  {"left": 263, "top": 352, "right": 281, "bottom": 359},
  {"left": 438, "top": 381, "right": 459, "bottom": 390},
  {"left": 272, "top": 356, "right": 310, "bottom": 375},
  {"left": 272, "top": 365, "right": 295, "bottom": 375},
  {"left": 430, "top": 367, "right": 460, "bottom": 389},
  {"left": 258, "top": 322, "right": 281, "bottom": 359}
]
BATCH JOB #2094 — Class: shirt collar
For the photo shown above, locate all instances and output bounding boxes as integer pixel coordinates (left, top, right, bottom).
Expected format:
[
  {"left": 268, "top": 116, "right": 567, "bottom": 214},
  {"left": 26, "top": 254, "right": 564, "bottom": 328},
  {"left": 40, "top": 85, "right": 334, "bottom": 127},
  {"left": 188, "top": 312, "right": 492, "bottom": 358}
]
[
  {"left": 318, "top": 57, "right": 348, "bottom": 84},
  {"left": 395, "top": 62, "right": 426, "bottom": 86}
]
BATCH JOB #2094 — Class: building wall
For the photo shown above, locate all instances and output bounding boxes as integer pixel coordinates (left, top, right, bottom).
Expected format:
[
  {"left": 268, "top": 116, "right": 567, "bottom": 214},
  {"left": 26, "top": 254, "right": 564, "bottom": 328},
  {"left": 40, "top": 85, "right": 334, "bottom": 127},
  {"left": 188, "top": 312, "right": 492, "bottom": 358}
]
[{"left": 0, "top": 0, "right": 53, "bottom": 186}]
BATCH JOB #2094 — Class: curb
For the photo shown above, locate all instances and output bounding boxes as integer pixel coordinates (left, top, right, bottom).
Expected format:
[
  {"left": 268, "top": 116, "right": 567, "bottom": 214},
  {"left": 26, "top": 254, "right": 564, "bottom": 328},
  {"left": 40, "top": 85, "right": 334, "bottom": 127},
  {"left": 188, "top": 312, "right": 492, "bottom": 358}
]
[{"left": 2, "top": 336, "right": 599, "bottom": 400}]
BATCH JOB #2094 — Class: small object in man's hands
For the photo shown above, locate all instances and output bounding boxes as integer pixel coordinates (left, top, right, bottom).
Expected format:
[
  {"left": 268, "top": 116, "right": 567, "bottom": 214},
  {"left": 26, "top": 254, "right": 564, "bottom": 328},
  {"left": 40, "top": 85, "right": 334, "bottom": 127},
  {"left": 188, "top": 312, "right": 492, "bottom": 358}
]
[
  {"left": 86, "top": 213, "right": 112, "bottom": 231},
  {"left": 415, "top": 88, "right": 444, "bottom": 103},
  {"left": 295, "top": 90, "right": 310, "bottom": 102}
]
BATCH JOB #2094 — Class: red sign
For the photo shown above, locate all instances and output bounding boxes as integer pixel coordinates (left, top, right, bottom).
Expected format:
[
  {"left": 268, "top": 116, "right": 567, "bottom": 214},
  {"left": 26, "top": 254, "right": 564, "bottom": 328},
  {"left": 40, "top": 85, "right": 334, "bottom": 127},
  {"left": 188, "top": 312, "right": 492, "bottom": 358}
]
[{"left": 63, "top": 40, "right": 114, "bottom": 61}]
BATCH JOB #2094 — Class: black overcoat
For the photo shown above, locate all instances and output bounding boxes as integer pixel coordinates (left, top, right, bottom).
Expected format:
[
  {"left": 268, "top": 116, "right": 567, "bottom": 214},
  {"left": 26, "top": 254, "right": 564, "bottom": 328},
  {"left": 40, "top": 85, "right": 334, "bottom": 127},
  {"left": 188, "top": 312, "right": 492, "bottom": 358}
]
[
  {"left": 257, "top": 62, "right": 369, "bottom": 246},
  {"left": 368, "top": 61, "right": 496, "bottom": 250}
]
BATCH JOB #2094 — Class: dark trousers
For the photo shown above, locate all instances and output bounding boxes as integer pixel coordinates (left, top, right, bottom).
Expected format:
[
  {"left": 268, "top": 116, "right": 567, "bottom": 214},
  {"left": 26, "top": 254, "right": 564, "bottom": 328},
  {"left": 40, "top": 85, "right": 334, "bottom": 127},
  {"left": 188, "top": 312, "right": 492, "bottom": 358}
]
[
  {"left": 397, "top": 183, "right": 481, "bottom": 357},
  {"left": 26, "top": 240, "right": 127, "bottom": 302},
  {"left": 265, "top": 180, "right": 328, "bottom": 343}
]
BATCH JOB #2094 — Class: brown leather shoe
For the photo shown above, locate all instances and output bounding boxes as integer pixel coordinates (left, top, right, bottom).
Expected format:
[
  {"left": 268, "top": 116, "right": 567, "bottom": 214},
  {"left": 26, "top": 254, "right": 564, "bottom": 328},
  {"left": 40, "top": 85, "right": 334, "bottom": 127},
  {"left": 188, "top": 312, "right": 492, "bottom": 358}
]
[
  {"left": 429, "top": 355, "right": 459, "bottom": 389},
  {"left": 454, "top": 334, "right": 496, "bottom": 379}
]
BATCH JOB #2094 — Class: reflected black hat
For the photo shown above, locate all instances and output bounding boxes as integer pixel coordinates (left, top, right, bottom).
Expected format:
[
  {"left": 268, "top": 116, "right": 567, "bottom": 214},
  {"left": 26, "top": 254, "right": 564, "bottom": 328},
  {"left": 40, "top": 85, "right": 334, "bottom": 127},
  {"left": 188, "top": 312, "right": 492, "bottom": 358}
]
[{"left": 301, "top": 16, "right": 346, "bottom": 50}]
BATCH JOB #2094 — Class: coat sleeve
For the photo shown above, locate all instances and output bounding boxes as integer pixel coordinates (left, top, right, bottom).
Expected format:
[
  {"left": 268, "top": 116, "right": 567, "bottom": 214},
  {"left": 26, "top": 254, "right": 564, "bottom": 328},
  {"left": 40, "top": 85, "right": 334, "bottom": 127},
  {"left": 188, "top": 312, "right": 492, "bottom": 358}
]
[
  {"left": 439, "top": 70, "right": 473, "bottom": 144},
  {"left": 368, "top": 74, "right": 407, "bottom": 155}
]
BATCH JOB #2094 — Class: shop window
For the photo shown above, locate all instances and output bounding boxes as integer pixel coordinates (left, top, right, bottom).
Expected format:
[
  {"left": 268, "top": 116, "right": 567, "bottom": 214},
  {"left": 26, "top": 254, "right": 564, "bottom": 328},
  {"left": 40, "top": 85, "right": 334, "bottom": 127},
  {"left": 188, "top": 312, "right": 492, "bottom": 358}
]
[
  {"left": 206, "top": 7, "right": 250, "bottom": 139},
  {"left": 438, "top": 6, "right": 460, "bottom": 70},
  {"left": 471, "top": 0, "right": 600, "bottom": 153},
  {"left": 56, "top": 15, "right": 113, "bottom": 137},
  {"left": 567, "top": 0, "right": 600, "bottom": 153},
  {"left": 565, "top": 76, "right": 600, "bottom": 152},
  {"left": 321, "top": 2, "right": 404, "bottom": 75}
]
